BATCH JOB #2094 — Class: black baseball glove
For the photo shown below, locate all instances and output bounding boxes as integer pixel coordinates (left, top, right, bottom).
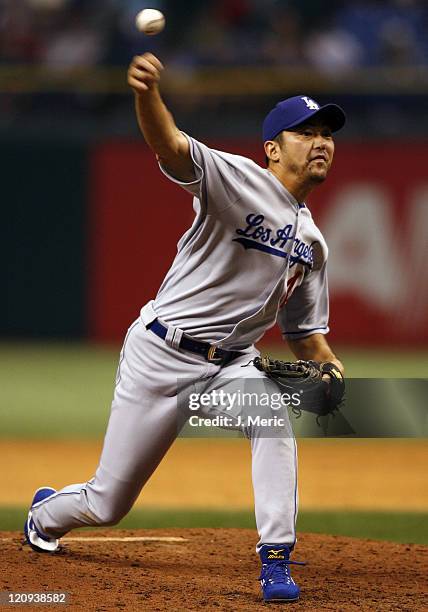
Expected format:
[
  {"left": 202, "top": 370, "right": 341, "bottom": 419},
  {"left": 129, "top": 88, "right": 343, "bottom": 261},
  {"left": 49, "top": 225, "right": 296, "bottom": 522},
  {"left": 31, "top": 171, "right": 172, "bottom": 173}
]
[{"left": 252, "top": 356, "right": 345, "bottom": 419}]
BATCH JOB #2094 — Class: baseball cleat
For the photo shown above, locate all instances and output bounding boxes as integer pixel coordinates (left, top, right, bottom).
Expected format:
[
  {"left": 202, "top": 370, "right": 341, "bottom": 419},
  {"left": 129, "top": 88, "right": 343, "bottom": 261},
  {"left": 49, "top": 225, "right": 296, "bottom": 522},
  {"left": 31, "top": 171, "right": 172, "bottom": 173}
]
[
  {"left": 259, "top": 544, "right": 304, "bottom": 603},
  {"left": 24, "top": 487, "right": 60, "bottom": 553}
]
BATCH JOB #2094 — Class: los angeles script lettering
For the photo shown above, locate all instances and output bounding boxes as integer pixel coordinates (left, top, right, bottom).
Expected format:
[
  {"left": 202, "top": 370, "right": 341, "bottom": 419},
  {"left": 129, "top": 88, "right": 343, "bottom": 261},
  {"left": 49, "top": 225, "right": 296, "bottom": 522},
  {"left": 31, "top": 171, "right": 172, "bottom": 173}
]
[{"left": 236, "top": 213, "right": 313, "bottom": 263}]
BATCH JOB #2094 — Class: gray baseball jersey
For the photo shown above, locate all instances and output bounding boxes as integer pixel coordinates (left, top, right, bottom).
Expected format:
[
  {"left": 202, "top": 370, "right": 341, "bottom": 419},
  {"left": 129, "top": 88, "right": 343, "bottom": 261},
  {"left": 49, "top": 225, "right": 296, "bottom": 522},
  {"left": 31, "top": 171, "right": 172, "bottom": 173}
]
[{"left": 153, "top": 134, "right": 329, "bottom": 349}]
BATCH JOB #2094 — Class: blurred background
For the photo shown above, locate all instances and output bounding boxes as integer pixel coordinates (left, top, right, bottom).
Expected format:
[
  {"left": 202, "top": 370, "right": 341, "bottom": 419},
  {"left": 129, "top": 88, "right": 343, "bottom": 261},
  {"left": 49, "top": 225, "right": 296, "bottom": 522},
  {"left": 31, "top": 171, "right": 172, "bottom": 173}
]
[{"left": 1, "top": 0, "right": 427, "bottom": 543}]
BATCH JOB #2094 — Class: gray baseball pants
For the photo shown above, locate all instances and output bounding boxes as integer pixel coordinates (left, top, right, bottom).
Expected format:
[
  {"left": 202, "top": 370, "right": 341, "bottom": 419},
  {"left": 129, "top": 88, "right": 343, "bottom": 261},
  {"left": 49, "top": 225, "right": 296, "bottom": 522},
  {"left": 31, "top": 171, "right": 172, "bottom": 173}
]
[{"left": 31, "top": 314, "right": 298, "bottom": 552}]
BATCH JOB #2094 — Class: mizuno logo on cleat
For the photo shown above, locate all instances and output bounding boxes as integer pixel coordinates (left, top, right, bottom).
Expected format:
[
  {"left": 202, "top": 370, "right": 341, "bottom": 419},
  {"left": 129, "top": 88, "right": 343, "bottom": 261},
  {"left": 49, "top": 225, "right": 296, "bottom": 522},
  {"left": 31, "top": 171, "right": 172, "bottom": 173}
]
[{"left": 267, "top": 548, "right": 285, "bottom": 559}]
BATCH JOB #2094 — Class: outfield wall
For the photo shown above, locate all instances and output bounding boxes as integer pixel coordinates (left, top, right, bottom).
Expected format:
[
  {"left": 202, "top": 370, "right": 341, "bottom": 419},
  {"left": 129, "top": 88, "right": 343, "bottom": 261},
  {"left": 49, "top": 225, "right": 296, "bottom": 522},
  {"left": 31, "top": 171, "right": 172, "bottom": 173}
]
[
  {"left": 4, "top": 139, "right": 428, "bottom": 346},
  {"left": 89, "top": 140, "right": 428, "bottom": 346}
]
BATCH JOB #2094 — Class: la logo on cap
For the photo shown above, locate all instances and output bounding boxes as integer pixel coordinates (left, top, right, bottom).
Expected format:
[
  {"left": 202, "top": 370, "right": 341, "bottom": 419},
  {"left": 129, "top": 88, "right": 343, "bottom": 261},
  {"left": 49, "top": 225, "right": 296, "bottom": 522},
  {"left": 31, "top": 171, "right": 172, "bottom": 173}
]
[{"left": 301, "top": 96, "right": 320, "bottom": 110}]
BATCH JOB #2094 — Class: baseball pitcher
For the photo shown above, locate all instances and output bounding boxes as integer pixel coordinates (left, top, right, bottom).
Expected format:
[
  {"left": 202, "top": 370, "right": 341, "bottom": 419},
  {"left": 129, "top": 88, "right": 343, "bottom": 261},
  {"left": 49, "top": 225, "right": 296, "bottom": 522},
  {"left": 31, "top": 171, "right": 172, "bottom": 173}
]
[{"left": 24, "top": 53, "right": 346, "bottom": 604}]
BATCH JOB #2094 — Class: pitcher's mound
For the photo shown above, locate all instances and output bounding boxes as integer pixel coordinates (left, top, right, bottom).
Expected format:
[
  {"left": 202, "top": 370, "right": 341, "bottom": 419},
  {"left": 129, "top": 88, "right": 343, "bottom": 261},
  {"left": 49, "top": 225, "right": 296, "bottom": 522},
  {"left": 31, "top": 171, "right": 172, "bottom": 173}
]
[{"left": 2, "top": 528, "right": 427, "bottom": 610}]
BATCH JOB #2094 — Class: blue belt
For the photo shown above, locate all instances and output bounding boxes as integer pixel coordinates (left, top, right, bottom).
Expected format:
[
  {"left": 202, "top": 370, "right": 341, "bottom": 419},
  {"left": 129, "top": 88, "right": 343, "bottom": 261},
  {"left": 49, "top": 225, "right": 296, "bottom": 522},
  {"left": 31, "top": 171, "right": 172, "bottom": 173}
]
[{"left": 146, "top": 319, "right": 244, "bottom": 366}]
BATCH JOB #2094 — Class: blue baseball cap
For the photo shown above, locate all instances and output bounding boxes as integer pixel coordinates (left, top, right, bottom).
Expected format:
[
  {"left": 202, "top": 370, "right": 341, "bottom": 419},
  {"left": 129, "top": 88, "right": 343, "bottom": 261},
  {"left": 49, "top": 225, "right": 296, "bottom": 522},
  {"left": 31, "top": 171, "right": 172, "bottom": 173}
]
[{"left": 263, "top": 95, "right": 346, "bottom": 142}]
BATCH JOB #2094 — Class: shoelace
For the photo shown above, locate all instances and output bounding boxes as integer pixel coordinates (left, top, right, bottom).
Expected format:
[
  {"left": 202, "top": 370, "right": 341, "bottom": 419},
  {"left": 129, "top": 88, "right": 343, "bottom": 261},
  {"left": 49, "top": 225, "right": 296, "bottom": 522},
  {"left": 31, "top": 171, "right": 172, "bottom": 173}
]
[{"left": 259, "top": 559, "right": 306, "bottom": 583}]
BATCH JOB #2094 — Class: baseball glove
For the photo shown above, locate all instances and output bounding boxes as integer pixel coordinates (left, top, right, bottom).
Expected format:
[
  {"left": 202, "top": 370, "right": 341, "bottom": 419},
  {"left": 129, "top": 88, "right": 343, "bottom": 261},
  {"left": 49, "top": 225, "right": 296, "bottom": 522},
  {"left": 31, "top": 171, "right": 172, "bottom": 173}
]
[{"left": 252, "top": 356, "right": 345, "bottom": 419}]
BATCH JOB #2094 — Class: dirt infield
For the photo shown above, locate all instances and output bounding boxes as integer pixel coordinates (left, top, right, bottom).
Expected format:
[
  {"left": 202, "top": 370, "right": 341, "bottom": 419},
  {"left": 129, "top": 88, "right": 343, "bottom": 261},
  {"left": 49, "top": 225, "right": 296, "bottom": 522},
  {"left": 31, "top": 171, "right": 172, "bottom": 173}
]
[
  {"left": 3, "top": 439, "right": 428, "bottom": 510},
  {"left": 1, "top": 529, "right": 426, "bottom": 611}
]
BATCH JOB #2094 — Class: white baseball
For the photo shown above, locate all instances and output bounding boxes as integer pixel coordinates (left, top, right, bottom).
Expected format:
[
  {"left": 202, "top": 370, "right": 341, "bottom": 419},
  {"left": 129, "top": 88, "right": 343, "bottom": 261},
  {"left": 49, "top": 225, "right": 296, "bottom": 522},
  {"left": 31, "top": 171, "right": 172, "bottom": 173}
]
[{"left": 135, "top": 9, "right": 165, "bottom": 35}]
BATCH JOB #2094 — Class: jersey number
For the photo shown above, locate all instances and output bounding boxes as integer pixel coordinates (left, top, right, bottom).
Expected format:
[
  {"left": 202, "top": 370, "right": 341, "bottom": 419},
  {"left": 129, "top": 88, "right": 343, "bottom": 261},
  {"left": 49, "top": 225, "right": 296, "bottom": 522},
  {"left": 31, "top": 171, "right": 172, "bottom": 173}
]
[{"left": 279, "top": 271, "right": 302, "bottom": 308}]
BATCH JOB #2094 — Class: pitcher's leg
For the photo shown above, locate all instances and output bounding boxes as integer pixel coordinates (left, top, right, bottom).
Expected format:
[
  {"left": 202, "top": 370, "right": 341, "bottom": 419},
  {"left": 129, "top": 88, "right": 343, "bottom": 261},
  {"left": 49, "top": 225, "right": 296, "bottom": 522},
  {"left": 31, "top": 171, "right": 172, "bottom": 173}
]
[
  {"left": 30, "top": 321, "right": 190, "bottom": 540},
  {"left": 201, "top": 354, "right": 299, "bottom": 552},
  {"left": 31, "top": 390, "right": 179, "bottom": 538},
  {"left": 251, "top": 434, "right": 298, "bottom": 552}
]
